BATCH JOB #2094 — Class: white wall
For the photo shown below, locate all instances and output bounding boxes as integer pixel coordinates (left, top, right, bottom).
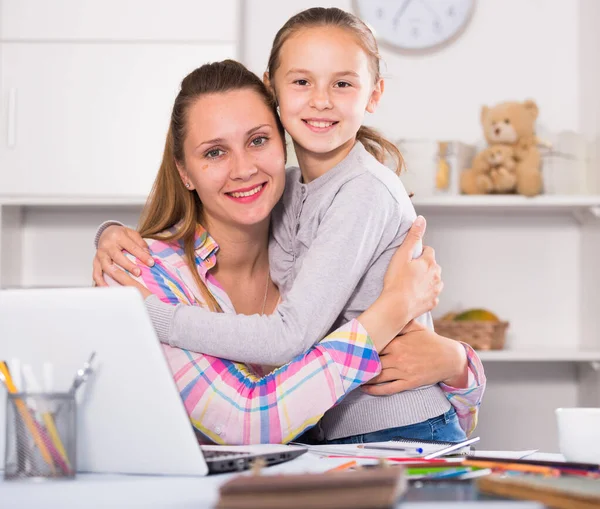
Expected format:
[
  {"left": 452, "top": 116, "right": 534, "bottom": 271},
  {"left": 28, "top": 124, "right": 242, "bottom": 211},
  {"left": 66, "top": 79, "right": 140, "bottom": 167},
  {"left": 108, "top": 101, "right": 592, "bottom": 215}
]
[{"left": 245, "top": 0, "right": 582, "bottom": 144}]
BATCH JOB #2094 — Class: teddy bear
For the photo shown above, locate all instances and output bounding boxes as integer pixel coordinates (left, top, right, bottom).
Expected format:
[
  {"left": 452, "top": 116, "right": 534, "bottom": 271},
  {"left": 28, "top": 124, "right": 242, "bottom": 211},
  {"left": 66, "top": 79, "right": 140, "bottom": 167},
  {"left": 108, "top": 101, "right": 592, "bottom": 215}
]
[
  {"left": 460, "top": 99, "right": 543, "bottom": 196},
  {"left": 487, "top": 144, "right": 517, "bottom": 193}
]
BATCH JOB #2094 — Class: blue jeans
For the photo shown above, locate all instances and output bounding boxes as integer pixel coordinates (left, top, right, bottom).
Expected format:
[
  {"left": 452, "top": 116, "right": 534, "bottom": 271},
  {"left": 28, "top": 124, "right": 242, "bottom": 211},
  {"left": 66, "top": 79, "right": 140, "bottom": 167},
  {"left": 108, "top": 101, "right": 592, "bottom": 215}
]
[{"left": 324, "top": 408, "right": 466, "bottom": 445}]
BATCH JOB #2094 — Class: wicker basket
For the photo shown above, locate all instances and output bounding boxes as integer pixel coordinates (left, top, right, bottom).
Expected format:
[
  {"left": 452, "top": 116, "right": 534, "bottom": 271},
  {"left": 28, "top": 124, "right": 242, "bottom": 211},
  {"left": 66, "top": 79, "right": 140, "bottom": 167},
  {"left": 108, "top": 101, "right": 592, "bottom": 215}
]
[{"left": 433, "top": 319, "right": 509, "bottom": 350}]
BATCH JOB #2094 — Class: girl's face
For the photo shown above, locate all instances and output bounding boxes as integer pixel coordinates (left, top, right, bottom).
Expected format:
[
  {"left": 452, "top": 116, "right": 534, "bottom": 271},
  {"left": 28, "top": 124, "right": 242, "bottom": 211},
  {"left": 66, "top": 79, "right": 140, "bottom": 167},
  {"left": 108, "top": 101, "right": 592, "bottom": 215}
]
[
  {"left": 272, "top": 26, "right": 382, "bottom": 160},
  {"left": 178, "top": 89, "right": 286, "bottom": 230}
]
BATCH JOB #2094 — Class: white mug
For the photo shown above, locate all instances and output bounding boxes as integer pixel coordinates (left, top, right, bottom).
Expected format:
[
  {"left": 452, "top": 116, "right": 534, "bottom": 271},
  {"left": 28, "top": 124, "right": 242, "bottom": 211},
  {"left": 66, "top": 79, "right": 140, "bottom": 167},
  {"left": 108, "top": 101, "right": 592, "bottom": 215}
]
[{"left": 555, "top": 407, "right": 600, "bottom": 463}]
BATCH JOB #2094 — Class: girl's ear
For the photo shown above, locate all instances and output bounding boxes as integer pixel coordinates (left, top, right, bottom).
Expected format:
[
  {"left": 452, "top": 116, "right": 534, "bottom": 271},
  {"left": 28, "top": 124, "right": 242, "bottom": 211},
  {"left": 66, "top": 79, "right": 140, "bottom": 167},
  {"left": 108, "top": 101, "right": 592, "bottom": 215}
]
[
  {"left": 263, "top": 72, "right": 273, "bottom": 92},
  {"left": 176, "top": 162, "right": 195, "bottom": 191},
  {"left": 366, "top": 78, "right": 384, "bottom": 114}
]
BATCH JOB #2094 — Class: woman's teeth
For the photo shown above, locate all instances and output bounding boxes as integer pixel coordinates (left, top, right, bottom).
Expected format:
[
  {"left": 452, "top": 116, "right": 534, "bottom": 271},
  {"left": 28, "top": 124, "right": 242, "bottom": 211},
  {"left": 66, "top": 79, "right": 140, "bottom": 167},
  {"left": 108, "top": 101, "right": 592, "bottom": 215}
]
[{"left": 229, "top": 184, "right": 263, "bottom": 198}]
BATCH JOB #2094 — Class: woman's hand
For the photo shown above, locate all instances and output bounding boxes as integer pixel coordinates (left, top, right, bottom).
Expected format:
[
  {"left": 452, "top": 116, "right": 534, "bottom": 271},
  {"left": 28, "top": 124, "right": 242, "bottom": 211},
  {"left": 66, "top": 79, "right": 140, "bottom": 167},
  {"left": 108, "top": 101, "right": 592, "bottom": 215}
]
[
  {"left": 93, "top": 225, "right": 154, "bottom": 287},
  {"left": 382, "top": 216, "right": 443, "bottom": 326},
  {"left": 361, "top": 328, "right": 468, "bottom": 396}
]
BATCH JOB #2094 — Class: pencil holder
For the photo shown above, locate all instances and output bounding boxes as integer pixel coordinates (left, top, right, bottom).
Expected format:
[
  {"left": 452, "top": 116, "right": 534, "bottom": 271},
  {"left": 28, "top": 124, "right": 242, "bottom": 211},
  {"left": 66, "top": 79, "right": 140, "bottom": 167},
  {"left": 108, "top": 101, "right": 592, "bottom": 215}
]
[{"left": 4, "top": 392, "right": 76, "bottom": 480}]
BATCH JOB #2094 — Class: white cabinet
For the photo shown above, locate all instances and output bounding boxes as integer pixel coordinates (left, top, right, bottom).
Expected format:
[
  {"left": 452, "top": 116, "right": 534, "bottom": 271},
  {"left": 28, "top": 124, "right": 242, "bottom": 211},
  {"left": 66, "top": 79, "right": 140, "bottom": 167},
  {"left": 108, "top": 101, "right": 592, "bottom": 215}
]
[
  {"left": 1, "top": 0, "right": 239, "bottom": 42},
  {"left": 0, "top": 0, "right": 239, "bottom": 198},
  {"left": 0, "top": 42, "right": 235, "bottom": 197}
]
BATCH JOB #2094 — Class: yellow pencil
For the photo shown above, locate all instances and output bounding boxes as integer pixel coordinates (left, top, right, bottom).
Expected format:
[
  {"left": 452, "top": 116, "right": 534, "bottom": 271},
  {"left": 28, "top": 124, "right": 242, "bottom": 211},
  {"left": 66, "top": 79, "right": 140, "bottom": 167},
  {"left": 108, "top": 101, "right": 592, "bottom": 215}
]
[
  {"left": 21, "top": 363, "right": 72, "bottom": 471},
  {"left": 0, "top": 361, "right": 56, "bottom": 474}
]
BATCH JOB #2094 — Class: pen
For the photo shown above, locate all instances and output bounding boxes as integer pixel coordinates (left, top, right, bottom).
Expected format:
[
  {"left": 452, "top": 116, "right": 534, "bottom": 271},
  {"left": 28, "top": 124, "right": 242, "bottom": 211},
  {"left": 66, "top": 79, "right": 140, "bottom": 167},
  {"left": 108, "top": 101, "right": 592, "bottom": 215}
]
[
  {"left": 358, "top": 444, "right": 424, "bottom": 454},
  {"left": 423, "top": 436, "right": 481, "bottom": 459},
  {"left": 0, "top": 361, "right": 56, "bottom": 474},
  {"left": 69, "top": 352, "right": 96, "bottom": 395}
]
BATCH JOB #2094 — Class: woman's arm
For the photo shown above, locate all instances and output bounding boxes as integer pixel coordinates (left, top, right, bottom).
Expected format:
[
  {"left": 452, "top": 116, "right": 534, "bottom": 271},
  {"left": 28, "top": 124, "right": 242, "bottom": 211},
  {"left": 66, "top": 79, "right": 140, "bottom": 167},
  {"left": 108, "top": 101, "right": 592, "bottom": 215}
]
[
  {"left": 104, "top": 254, "right": 382, "bottom": 445},
  {"left": 360, "top": 328, "right": 486, "bottom": 437}
]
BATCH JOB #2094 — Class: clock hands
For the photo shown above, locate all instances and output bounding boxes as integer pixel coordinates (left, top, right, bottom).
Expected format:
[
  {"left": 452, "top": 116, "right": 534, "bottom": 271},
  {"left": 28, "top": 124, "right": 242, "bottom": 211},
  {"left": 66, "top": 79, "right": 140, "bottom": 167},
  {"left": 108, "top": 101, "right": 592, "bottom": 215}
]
[{"left": 392, "top": 0, "right": 414, "bottom": 30}]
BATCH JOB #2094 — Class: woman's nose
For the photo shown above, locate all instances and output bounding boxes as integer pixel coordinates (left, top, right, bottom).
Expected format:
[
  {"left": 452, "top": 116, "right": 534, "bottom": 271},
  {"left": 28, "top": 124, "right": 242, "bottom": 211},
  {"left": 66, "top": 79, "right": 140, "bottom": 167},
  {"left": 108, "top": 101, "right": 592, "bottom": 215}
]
[{"left": 230, "top": 152, "right": 258, "bottom": 180}]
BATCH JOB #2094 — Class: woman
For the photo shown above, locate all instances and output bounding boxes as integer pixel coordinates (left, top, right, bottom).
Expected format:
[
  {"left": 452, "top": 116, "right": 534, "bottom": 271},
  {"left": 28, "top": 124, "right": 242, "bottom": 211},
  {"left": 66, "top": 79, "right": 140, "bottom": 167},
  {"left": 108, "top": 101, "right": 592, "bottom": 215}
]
[{"left": 98, "top": 60, "right": 482, "bottom": 445}]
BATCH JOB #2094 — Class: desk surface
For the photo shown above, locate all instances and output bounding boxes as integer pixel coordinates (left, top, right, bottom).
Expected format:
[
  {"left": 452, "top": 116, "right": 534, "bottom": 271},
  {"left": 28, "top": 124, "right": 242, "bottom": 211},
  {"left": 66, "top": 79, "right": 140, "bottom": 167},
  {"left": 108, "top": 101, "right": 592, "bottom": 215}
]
[{"left": 1, "top": 453, "right": 549, "bottom": 509}]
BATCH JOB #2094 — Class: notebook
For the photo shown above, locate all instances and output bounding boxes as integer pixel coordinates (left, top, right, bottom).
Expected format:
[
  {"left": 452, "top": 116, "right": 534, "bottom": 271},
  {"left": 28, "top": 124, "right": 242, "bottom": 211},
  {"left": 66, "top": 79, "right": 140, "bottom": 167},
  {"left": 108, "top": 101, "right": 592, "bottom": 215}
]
[{"left": 298, "top": 437, "right": 479, "bottom": 460}]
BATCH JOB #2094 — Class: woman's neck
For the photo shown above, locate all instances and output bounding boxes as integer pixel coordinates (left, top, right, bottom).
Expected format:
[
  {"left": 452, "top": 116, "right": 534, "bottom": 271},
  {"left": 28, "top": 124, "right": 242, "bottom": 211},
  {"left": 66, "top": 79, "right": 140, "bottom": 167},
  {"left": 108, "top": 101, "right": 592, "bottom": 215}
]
[
  {"left": 294, "top": 137, "right": 356, "bottom": 183},
  {"left": 202, "top": 217, "right": 270, "bottom": 278}
]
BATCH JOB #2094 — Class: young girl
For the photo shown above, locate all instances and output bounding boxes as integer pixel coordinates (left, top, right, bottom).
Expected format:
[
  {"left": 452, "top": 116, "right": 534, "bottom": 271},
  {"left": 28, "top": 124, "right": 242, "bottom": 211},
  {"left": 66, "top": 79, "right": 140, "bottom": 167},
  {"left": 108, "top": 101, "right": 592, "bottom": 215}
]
[{"left": 95, "top": 8, "right": 485, "bottom": 444}]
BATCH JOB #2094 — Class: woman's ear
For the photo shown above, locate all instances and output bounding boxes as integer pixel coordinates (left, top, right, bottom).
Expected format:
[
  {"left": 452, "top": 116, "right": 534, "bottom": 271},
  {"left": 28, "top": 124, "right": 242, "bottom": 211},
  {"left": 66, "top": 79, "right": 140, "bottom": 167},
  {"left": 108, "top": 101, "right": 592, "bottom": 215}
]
[
  {"left": 366, "top": 78, "right": 384, "bottom": 114},
  {"left": 176, "top": 162, "right": 195, "bottom": 191}
]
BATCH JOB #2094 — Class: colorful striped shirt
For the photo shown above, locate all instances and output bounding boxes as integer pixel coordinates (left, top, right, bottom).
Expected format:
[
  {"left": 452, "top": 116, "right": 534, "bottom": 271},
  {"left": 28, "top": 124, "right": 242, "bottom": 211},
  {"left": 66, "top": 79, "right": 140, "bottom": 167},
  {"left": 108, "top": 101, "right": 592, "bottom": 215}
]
[{"left": 105, "top": 224, "right": 382, "bottom": 445}]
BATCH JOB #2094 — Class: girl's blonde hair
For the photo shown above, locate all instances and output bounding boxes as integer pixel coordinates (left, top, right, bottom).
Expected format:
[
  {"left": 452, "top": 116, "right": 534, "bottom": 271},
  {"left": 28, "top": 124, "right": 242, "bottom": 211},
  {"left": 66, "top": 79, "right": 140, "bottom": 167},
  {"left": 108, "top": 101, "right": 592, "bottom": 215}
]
[
  {"left": 138, "top": 60, "right": 286, "bottom": 311},
  {"left": 266, "top": 7, "right": 404, "bottom": 175}
]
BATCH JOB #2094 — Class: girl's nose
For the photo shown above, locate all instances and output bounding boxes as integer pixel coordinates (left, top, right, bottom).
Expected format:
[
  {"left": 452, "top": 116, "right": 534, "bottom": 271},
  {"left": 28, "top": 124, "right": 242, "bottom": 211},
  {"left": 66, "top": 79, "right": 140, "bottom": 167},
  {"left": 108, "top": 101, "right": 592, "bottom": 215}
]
[{"left": 309, "top": 87, "right": 332, "bottom": 110}]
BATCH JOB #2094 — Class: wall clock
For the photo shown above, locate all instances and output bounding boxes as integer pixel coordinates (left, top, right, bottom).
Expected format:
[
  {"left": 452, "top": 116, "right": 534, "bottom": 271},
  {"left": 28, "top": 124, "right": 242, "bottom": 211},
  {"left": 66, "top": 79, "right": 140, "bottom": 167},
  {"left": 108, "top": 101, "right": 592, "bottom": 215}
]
[{"left": 353, "top": 0, "right": 475, "bottom": 52}]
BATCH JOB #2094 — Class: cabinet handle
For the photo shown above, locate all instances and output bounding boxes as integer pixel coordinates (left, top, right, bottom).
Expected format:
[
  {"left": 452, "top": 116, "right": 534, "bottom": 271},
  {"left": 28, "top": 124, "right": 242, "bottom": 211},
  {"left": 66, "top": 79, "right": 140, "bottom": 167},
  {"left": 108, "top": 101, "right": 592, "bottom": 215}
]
[{"left": 8, "top": 88, "right": 17, "bottom": 148}]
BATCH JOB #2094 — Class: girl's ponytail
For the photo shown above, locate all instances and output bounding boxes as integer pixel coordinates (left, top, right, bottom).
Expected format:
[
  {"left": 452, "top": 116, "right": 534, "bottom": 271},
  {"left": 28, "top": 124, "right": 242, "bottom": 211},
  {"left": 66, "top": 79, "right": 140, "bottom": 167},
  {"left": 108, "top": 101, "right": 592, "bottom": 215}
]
[{"left": 357, "top": 126, "right": 404, "bottom": 175}]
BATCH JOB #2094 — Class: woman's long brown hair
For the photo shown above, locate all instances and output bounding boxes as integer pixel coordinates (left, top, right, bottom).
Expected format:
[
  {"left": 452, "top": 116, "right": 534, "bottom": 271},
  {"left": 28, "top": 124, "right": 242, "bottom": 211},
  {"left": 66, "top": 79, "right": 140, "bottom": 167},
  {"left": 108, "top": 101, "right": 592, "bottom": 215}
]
[{"left": 138, "top": 60, "right": 286, "bottom": 311}]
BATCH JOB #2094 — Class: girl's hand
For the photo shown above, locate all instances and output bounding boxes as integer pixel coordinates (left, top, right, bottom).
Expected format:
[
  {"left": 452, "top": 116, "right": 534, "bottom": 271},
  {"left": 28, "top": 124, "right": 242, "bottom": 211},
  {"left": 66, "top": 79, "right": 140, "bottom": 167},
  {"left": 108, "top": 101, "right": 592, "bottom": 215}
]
[
  {"left": 361, "top": 329, "right": 468, "bottom": 396},
  {"left": 382, "top": 216, "right": 443, "bottom": 327},
  {"left": 356, "top": 217, "right": 443, "bottom": 351},
  {"left": 92, "top": 225, "right": 154, "bottom": 287}
]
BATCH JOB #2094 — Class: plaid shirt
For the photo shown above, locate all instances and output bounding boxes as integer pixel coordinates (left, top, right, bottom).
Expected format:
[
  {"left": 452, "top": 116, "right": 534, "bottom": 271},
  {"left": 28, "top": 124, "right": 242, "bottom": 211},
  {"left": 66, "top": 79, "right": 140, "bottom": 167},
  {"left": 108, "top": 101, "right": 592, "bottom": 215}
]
[
  {"left": 110, "top": 225, "right": 381, "bottom": 444},
  {"left": 113, "top": 224, "right": 485, "bottom": 443}
]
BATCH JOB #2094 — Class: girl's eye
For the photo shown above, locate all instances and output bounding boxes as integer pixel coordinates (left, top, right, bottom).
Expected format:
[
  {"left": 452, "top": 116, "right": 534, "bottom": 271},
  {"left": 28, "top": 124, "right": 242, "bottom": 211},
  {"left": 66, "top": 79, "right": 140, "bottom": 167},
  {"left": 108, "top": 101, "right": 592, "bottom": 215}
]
[
  {"left": 250, "top": 136, "right": 268, "bottom": 147},
  {"left": 294, "top": 79, "right": 309, "bottom": 86},
  {"left": 205, "top": 148, "right": 224, "bottom": 159},
  {"left": 335, "top": 81, "right": 352, "bottom": 88}
]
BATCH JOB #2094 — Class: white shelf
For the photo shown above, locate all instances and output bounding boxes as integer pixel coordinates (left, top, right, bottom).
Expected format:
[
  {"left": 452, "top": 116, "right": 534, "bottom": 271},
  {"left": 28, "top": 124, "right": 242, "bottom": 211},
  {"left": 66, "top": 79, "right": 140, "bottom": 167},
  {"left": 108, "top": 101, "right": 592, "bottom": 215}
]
[
  {"left": 413, "top": 194, "right": 600, "bottom": 214},
  {"left": 1, "top": 194, "right": 599, "bottom": 210},
  {"left": 0, "top": 195, "right": 147, "bottom": 206},
  {"left": 477, "top": 349, "right": 600, "bottom": 362}
]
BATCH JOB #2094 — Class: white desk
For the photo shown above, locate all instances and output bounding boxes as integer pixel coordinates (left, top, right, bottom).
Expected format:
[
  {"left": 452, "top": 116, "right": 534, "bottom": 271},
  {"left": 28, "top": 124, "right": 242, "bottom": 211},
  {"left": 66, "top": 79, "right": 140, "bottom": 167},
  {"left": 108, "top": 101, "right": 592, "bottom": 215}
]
[{"left": 1, "top": 453, "right": 549, "bottom": 509}]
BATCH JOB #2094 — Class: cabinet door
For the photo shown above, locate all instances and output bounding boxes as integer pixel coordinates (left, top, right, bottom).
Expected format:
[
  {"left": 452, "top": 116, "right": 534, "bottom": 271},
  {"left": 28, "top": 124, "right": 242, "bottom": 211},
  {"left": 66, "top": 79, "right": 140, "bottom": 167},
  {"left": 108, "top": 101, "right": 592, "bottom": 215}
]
[
  {"left": 0, "top": 43, "right": 235, "bottom": 197},
  {"left": 1, "top": 0, "right": 239, "bottom": 42}
]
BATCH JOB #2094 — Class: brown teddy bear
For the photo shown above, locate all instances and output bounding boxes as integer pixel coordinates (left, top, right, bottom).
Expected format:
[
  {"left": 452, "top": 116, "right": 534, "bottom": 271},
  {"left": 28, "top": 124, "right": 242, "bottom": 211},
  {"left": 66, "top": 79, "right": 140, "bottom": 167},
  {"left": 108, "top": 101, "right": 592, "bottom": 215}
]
[
  {"left": 487, "top": 144, "right": 517, "bottom": 193},
  {"left": 461, "top": 100, "right": 543, "bottom": 196}
]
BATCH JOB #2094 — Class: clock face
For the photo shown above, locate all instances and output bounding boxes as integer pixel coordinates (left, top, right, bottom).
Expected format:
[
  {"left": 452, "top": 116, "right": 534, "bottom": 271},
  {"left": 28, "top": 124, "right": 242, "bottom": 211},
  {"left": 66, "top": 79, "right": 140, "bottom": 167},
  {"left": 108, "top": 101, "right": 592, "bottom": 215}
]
[{"left": 353, "top": 0, "right": 475, "bottom": 51}]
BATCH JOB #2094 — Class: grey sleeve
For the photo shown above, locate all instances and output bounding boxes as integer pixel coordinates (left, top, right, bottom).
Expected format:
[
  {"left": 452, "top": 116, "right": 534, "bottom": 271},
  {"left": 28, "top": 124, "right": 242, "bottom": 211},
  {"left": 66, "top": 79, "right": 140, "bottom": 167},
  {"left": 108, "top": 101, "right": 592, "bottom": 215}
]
[
  {"left": 94, "top": 220, "right": 126, "bottom": 248},
  {"left": 156, "top": 179, "right": 402, "bottom": 366}
]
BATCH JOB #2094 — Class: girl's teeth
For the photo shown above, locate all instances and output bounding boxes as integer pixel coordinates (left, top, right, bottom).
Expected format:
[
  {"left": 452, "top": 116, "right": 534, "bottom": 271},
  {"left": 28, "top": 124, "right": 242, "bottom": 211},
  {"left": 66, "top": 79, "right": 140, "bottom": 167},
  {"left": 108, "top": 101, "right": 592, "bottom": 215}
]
[
  {"left": 307, "top": 121, "right": 334, "bottom": 128},
  {"left": 230, "top": 184, "right": 263, "bottom": 198}
]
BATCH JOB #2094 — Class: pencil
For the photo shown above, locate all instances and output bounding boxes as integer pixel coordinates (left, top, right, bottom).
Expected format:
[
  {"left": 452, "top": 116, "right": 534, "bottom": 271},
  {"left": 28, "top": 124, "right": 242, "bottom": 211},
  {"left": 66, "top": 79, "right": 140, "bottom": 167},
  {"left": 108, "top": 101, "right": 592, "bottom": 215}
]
[
  {"left": 0, "top": 362, "right": 56, "bottom": 474},
  {"left": 327, "top": 460, "right": 358, "bottom": 472},
  {"left": 21, "top": 363, "right": 72, "bottom": 471},
  {"left": 463, "top": 460, "right": 559, "bottom": 477}
]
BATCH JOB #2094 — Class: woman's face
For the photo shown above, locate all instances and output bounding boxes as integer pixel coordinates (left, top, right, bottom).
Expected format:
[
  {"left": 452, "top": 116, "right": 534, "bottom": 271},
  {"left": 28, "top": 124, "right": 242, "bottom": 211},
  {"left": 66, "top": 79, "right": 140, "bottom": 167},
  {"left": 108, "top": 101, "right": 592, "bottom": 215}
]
[{"left": 178, "top": 89, "right": 286, "bottom": 230}]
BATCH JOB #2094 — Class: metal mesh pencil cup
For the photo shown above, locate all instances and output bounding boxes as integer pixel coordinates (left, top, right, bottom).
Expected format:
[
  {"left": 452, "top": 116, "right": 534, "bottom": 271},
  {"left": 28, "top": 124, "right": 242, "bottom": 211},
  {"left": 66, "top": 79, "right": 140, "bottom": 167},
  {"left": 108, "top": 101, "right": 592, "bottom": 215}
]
[{"left": 4, "top": 392, "right": 76, "bottom": 480}]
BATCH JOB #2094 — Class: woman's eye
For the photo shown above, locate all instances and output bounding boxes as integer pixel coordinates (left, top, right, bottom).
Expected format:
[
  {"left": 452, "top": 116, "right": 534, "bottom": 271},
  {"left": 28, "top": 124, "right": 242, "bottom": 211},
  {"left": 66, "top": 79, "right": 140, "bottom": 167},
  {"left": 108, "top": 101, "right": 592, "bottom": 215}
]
[
  {"left": 294, "top": 79, "right": 309, "bottom": 86},
  {"left": 250, "top": 136, "right": 268, "bottom": 147},
  {"left": 335, "top": 81, "right": 352, "bottom": 88},
  {"left": 205, "top": 148, "right": 224, "bottom": 159}
]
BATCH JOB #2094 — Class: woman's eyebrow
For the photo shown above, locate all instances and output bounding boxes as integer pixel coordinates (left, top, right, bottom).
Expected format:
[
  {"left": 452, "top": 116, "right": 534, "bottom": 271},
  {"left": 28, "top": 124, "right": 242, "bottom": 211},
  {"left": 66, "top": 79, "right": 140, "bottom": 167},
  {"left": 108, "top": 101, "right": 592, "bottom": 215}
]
[{"left": 246, "top": 124, "right": 271, "bottom": 136}]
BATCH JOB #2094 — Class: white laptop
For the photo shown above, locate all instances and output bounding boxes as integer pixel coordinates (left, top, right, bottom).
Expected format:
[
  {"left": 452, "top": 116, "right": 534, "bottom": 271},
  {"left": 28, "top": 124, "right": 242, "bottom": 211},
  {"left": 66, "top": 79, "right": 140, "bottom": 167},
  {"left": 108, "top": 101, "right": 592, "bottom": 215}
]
[{"left": 0, "top": 286, "right": 306, "bottom": 476}]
